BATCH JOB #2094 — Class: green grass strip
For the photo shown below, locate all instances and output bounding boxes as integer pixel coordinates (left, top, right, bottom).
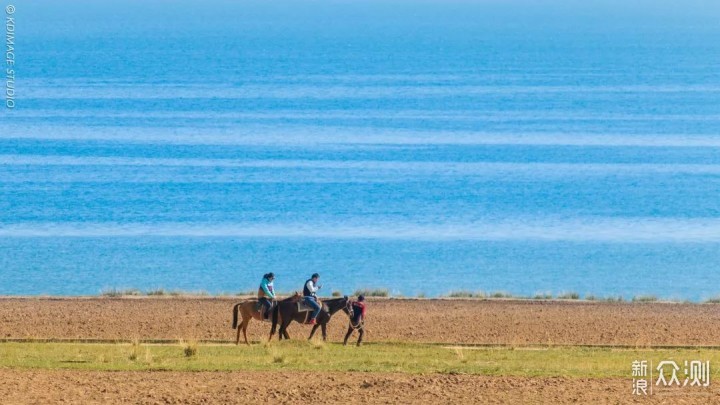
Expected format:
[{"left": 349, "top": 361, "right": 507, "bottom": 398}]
[{"left": 2, "top": 341, "right": 720, "bottom": 378}]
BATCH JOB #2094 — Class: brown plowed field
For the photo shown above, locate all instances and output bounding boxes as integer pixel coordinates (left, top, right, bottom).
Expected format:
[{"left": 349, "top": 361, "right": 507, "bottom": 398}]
[
  {"left": 1, "top": 297, "right": 720, "bottom": 346},
  {"left": 1, "top": 369, "right": 716, "bottom": 404},
  {"left": 3, "top": 297, "right": 720, "bottom": 404}
]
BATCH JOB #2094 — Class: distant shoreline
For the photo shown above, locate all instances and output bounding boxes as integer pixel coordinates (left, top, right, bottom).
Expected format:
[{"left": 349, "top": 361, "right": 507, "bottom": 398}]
[
  {"left": 0, "top": 294, "right": 720, "bottom": 305},
  {"left": 0, "top": 291, "right": 716, "bottom": 304}
]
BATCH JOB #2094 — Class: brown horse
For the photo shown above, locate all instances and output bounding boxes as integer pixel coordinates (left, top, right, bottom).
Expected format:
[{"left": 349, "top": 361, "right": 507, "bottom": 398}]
[
  {"left": 271, "top": 296, "right": 350, "bottom": 342},
  {"left": 232, "top": 292, "right": 301, "bottom": 345}
]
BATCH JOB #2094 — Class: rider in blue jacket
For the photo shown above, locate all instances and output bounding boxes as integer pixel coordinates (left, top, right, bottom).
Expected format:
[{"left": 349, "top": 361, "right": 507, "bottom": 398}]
[{"left": 257, "top": 272, "right": 276, "bottom": 319}]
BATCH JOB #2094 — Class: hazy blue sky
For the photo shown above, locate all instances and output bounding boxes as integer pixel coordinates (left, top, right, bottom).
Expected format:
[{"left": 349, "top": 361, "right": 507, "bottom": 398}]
[{"left": 20, "top": 0, "right": 720, "bottom": 35}]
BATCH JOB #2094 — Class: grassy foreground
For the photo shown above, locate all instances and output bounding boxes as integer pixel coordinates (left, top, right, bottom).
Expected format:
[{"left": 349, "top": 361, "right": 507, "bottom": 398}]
[{"left": 2, "top": 341, "right": 720, "bottom": 378}]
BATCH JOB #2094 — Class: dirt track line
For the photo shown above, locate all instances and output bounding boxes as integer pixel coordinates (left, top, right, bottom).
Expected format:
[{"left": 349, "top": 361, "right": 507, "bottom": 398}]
[
  {"left": 0, "top": 338, "right": 234, "bottom": 344},
  {"left": 4, "top": 338, "right": 720, "bottom": 350}
]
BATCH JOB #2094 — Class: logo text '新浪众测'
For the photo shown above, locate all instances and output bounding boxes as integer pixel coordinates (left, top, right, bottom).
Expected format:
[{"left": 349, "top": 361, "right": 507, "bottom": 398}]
[{"left": 632, "top": 359, "right": 710, "bottom": 396}]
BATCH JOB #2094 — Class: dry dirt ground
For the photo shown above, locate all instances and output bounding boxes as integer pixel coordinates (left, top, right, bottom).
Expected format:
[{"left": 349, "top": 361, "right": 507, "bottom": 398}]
[
  {"left": 0, "top": 369, "right": 716, "bottom": 404},
  {"left": 2, "top": 297, "right": 720, "bottom": 404},
  {"left": 1, "top": 297, "right": 720, "bottom": 345}
]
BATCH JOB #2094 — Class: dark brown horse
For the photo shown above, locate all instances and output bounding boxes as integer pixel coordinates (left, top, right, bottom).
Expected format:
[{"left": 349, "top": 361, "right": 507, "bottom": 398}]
[
  {"left": 231, "top": 292, "right": 301, "bottom": 345},
  {"left": 271, "top": 296, "right": 350, "bottom": 341}
]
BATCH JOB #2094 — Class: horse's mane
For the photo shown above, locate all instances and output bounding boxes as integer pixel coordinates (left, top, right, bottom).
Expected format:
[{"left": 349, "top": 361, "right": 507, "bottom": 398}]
[
  {"left": 321, "top": 297, "right": 346, "bottom": 303},
  {"left": 280, "top": 292, "right": 301, "bottom": 302},
  {"left": 320, "top": 296, "right": 349, "bottom": 314}
]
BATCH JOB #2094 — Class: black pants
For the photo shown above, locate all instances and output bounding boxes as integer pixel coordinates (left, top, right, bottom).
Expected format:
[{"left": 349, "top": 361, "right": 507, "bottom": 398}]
[{"left": 258, "top": 297, "right": 272, "bottom": 318}]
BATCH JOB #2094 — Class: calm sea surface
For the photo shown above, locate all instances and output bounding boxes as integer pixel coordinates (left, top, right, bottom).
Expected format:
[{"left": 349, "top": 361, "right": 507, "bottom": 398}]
[{"left": 1, "top": 1, "right": 719, "bottom": 298}]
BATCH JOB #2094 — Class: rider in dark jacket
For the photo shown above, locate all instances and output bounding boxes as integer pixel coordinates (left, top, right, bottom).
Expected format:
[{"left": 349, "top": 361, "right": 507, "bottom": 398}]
[{"left": 303, "top": 273, "right": 322, "bottom": 325}]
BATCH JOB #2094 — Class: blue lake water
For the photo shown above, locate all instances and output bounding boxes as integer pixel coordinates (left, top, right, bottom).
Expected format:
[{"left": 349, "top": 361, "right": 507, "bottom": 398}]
[{"left": 1, "top": 0, "right": 720, "bottom": 298}]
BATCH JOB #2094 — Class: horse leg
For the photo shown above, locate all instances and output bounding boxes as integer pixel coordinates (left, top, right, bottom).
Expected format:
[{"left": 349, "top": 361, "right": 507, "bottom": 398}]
[
  {"left": 357, "top": 327, "right": 364, "bottom": 347},
  {"left": 279, "top": 320, "right": 290, "bottom": 341},
  {"left": 234, "top": 304, "right": 247, "bottom": 345},
  {"left": 269, "top": 306, "right": 279, "bottom": 343},
  {"left": 308, "top": 324, "right": 319, "bottom": 340},
  {"left": 235, "top": 321, "right": 245, "bottom": 346},
  {"left": 268, "top": 323, "right": 275, "bottom": 343},
  {"left": 343, "top": 325, "right": 353, "bottom": 346},
  {"left": 232, "top": 303, "right": 240, "bottom": 329},
  {"left": 242, "top": 318, "right": 251, "bottom": 346},
  {"left": 321, "top": 323, "right": 327, "bottom": 341},
  {"left": 282, "top": 320, "right": 291, "bottom": 340}
]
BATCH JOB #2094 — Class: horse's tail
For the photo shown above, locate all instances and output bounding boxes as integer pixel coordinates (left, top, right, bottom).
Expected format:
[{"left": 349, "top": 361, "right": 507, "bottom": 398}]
[
  {"left": 270, "top": 304, "right": 280, "bottom": 334},
  {"left": 232, "top": 302, "right": 242, "bottom": 329}
]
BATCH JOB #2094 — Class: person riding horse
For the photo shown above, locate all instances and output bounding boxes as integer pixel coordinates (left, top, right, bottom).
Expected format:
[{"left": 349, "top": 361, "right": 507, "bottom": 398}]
[
  {"left": 303, "top": 273, "right": 322, "bottom": 325},
  {"left": 257, "top": 272, "right": 276, "bottom": 319}
]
